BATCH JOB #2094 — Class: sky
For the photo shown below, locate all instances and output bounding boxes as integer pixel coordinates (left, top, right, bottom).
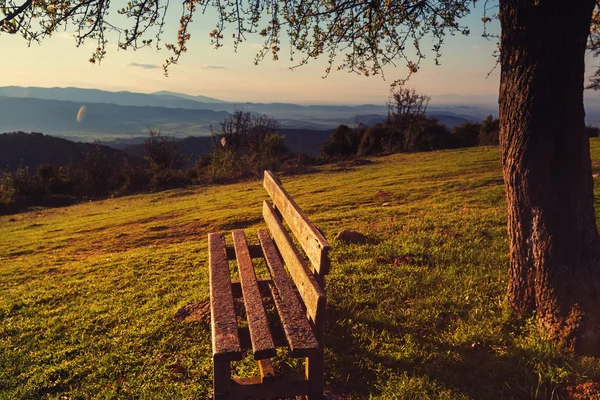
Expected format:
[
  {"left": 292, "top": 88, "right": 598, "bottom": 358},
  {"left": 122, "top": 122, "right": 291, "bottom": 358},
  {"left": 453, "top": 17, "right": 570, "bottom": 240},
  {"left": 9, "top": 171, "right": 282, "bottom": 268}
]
[{"left": 0, "top": 2, "right": 594, "bottom": 105}]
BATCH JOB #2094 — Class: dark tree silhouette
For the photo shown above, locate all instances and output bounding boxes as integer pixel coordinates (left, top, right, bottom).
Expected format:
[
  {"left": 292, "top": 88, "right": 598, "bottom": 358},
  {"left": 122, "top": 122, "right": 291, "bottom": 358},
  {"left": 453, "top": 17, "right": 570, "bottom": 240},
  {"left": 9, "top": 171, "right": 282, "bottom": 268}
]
[
  {"left": 385, "top": 86, "right": 431, "bottom": 152},
  {"left": 3, "top": 0, "right": 600, "bottom": 352},
  {"left": 143, "top": 130, "right": 183, "bottom": 172},
  {"left": 210, "top": 111, "right": 285, "bottom": 175}
]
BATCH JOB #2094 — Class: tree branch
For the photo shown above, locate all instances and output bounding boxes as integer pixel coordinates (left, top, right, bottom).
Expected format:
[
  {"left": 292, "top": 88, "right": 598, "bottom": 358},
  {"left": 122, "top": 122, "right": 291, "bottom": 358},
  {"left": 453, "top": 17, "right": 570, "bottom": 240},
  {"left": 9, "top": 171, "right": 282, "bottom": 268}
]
[{"left": 0, "top": 0, "right": 32, "bottom": 28}]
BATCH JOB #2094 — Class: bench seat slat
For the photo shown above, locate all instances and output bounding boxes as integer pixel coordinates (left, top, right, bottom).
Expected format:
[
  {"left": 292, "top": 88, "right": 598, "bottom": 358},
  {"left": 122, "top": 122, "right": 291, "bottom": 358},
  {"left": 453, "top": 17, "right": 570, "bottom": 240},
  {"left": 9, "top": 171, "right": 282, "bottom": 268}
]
[
  {"left": 257, "top": 229, "right": 319, "bottom": 358},
  {"left": 262, "top": 201, "right": 326, "bottom": 324},
  {"left": 263, "top": 171, "right": 331, "bottom": 275},
  {"left": 209, "top": 233, "right": 242, "bottom": 362},
  {"left": 232, "top": 230, "right": 276, "bottom": 360}
]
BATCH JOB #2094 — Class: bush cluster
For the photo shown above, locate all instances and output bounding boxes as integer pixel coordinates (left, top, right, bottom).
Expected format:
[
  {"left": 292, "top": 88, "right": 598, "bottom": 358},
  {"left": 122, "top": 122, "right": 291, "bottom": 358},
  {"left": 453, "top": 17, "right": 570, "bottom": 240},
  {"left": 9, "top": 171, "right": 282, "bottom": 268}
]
[
  {"left": 319, "top": 86, "right": 503, "bottom": 160},
  {"left": 0, "top": 147, "right": 146, "bottom": 214},
  {"left": 193, "top": 111, "right": 292, "bottom": 183},
  {"left": 320, "top": 115, "right": 502, "bottom": 160}
]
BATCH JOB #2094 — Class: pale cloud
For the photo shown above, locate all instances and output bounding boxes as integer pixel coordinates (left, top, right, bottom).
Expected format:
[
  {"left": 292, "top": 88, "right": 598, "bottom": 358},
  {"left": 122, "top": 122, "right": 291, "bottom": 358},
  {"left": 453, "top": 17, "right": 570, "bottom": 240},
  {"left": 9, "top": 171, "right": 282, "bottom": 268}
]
[
  {"left": 472, "top": 45, "right": 482, "bottom": 51},
  {"left": 128, "top": 62, "right": 161, "bottom": 70},
  {"left": 200, "top": 64, "right": 228, "bottom": 70}
]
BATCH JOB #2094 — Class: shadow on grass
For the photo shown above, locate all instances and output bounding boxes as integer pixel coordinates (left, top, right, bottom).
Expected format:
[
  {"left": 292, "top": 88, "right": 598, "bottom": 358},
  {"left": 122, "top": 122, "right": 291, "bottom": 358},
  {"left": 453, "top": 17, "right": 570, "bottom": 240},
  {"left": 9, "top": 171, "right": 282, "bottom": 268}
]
[{"left": 324, "top": 304, "right": 565, "bottom": 400}]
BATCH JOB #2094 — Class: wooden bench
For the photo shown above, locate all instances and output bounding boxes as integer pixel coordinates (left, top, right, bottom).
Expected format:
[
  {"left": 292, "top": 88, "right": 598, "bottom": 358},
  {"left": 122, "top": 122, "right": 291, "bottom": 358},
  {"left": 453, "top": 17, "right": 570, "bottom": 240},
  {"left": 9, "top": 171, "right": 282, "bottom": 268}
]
[{"left": 208, "top": 171, "right": 331, "bottom": 399}]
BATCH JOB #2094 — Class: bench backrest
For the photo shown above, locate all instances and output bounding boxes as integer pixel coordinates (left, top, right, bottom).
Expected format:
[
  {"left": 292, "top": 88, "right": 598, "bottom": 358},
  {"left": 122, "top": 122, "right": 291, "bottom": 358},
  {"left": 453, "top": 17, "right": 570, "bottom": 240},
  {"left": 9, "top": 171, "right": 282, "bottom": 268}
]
[{"left": 262, "top": 171, "right": 331, "bottom": 328}]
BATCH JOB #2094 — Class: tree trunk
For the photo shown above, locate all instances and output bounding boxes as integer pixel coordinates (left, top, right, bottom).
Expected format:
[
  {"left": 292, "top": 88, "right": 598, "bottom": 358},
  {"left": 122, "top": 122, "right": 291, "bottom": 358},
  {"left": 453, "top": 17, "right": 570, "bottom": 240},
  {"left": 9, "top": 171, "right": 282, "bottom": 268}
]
[{"left": 500, "top": 0, "right": 600, "bottom": 352}]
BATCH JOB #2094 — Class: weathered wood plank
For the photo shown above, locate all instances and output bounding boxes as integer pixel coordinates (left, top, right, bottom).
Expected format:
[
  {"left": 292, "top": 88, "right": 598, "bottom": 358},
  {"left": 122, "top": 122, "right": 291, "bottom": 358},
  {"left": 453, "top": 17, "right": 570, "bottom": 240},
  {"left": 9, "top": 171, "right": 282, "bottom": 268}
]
[
  {"left": 257, "top": 229, "right": 319, "bottom": 358},
  {"left": 263, "top": 170, "right": 331, "bottom": 275},
  {"left": 262, "top": 202, "right": 326, "bottom": 323},
  {"left": 209, "top": 233, "right": 242, "bottom": 362},
  {"left": 232, "top": 230, "right": 276, "bottom": 360}
]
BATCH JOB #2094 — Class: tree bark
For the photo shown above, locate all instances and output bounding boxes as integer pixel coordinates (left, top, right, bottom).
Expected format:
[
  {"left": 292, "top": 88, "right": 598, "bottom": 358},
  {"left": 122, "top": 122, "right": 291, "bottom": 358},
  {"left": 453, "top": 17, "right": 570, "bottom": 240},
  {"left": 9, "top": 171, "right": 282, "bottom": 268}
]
[{"left": 500, "top": 0, "right": 600, "bottom": 352}]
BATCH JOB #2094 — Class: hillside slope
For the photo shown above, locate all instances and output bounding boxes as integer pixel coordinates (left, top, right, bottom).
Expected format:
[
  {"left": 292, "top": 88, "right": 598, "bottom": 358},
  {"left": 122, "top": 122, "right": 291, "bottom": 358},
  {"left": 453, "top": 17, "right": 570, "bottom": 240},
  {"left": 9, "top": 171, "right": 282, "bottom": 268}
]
[
  {"left": 2, "top": 145, "right": 600, "bottom": 398},
  {"left": 0, "top": 132, "right": 132, "bottom": 170},
  {"left": 0, "top": 129, "right": 332, "bottom": 172}
]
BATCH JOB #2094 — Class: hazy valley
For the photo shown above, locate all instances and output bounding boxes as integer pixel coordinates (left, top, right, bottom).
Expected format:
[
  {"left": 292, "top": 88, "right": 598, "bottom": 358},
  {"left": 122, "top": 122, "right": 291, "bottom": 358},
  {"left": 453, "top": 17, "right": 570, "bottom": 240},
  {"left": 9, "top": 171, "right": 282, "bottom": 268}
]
[{"left": 0, "top": 86, "right": 497, "bottom": 144}]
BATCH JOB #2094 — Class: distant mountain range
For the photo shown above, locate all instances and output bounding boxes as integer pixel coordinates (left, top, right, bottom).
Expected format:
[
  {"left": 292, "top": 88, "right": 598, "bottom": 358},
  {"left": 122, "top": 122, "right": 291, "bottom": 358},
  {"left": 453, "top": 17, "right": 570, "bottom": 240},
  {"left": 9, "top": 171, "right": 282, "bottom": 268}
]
[
  {"left": 0, "top": 96, "right": 230, "bottom": 138},
  {"left": 0, "top": 86, "right": 225, "bottom": 109},
  {"left": 0, "top": 86, "right": 508, "bottom": 143}
]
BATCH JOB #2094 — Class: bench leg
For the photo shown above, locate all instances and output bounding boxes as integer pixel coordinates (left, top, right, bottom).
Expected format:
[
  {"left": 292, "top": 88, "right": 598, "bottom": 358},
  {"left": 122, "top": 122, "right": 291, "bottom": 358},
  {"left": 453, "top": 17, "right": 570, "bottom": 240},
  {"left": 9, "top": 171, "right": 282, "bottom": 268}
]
[
  {"left": 305, "top": 350, "right": 324, "bottom": 400},
  {"left": 213, "top": 359, "right": 232, "bottom": 400}
]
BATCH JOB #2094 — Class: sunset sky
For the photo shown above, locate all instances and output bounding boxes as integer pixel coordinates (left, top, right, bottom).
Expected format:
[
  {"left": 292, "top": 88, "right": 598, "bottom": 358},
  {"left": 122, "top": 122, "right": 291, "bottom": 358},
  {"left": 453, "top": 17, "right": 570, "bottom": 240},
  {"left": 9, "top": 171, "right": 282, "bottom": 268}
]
[{"left": 1, "top": 3, "right": 598, "bottom": 105}]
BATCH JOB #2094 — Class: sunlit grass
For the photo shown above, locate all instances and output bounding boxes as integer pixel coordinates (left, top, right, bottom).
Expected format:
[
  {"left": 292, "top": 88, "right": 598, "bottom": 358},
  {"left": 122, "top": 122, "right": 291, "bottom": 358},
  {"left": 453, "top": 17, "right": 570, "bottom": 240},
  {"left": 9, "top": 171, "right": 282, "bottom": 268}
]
[{"left": 2, "top": 142, "right": 600, "bottom": 398}]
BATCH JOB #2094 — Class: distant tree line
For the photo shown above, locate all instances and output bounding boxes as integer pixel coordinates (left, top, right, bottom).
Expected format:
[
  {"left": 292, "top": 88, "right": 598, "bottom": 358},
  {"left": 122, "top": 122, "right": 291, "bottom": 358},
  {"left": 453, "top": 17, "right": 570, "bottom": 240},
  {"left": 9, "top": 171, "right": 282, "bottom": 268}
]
[
  {"left": 320, "top": 87, "right": 600, "bottom": 161},
  {"left": 320, "top": 86, "right": 501, "bottom": 159}
]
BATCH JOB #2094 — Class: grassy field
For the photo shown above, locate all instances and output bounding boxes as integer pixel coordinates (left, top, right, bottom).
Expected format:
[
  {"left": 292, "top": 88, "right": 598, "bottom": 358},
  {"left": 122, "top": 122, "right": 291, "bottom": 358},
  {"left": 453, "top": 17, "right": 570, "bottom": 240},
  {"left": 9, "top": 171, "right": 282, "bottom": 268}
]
[{"left": 3, "top": 143, "right": 600, "bottom": 399}]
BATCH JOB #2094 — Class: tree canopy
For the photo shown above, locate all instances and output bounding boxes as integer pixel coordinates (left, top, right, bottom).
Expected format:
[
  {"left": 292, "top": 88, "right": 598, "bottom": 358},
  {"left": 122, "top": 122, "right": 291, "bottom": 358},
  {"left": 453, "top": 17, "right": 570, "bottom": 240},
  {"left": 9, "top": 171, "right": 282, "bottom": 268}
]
[{"left": 1, "top": 0, "right": 474, "bottom": 77}]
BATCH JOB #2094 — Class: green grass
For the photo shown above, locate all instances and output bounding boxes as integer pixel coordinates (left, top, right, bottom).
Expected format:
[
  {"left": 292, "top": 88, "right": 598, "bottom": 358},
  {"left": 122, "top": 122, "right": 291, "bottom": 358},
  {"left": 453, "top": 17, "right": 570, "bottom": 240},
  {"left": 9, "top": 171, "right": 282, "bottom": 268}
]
[{"left": 3, "top": 143, "right": 600, "bottom": 399}]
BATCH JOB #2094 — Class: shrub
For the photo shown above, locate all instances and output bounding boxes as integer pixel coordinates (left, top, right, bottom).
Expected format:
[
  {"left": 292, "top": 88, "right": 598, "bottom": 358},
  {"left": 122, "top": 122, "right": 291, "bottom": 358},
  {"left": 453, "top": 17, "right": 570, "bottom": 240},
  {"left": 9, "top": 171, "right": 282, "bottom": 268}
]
[
  {"left": 451, "top": 121, "right": 481, "bottom": 148},
  {"left": 0, "top": 167, "right": 49, "bottom": 214},
  {"left": 199, "top": 111, "right": 287, "bottom": 182},
  {"left": 320, "top": 124, "right": 361, "bottom": 159},
  {"left": 143, "top": 130, "right": 187, "bottom": 190},
  {"left": 478, "top": 115, "right": 500, "bottom": 146},
  {"left": 586, "top": 125, "right": 600, "bottom": 138},
  {"left": 0, "top": 171, "right": 17, "bottom": 214},
  {"left": 199, "top": 147, "right": 249, "bottom": 183},
  {"left": 249, "top": 132, "right": 287, "bottom": 174},
  {"left": 143, "top": 130, "right": 184, "bottom": 171},
  {"left": 281, "top": 152, "right": 316, "bottom": 175},
  {"left": 358, "top": 124, "right": 389, "bottom": 156},
  {"left": 408, "top": 117, "right": 454, "bottom": 152}
]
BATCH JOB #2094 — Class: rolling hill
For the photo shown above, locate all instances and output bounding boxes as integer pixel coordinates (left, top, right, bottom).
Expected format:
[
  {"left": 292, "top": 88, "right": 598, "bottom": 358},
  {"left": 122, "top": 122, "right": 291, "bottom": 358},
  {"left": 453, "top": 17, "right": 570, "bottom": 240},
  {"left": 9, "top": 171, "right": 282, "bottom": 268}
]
[
  {"left": 2, "top": 144, "right": 600, "bottom": 398},
  {"left": 0, "top": 132, "right": 131, "bottom": 170}
]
